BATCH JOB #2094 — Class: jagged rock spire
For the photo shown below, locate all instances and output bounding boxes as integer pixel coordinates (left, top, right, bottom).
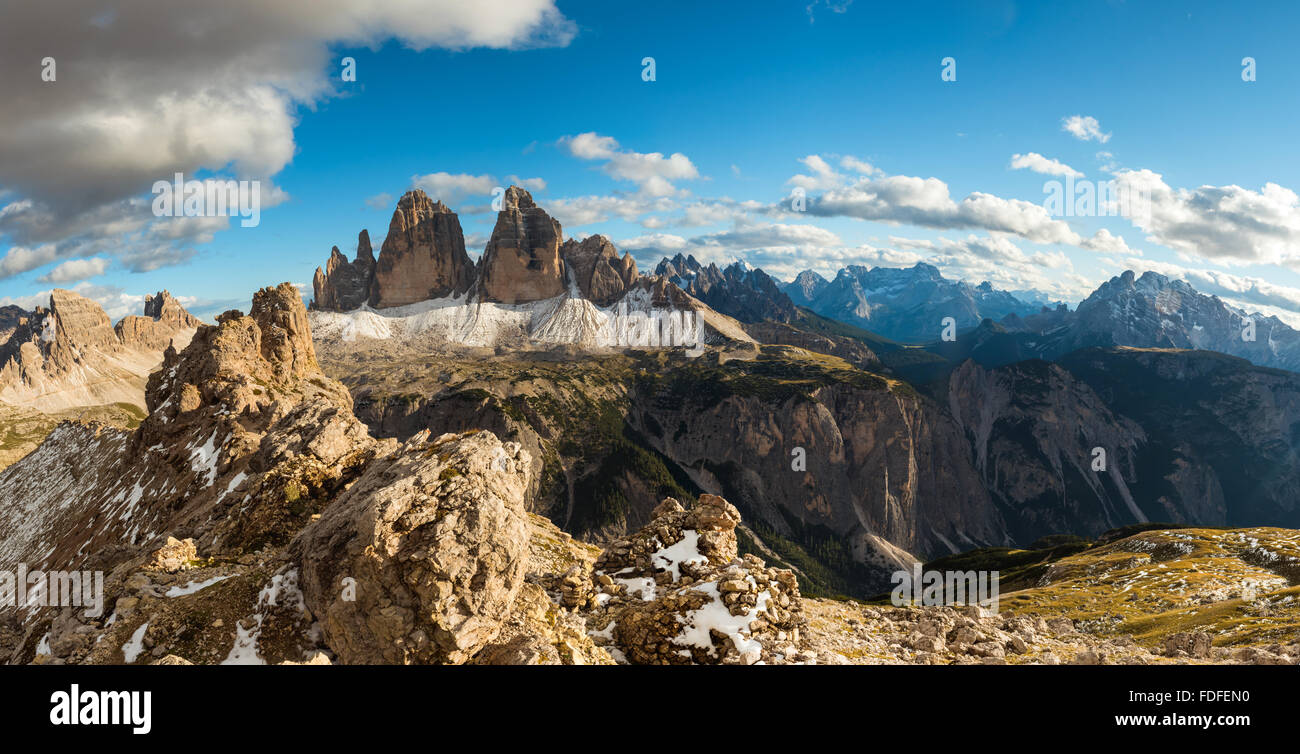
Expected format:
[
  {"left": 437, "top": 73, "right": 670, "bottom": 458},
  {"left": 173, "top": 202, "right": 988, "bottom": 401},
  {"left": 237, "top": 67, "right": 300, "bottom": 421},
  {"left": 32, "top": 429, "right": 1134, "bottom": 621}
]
[{"left": 477, "top": 186, "right": 566, "bottom": 304}]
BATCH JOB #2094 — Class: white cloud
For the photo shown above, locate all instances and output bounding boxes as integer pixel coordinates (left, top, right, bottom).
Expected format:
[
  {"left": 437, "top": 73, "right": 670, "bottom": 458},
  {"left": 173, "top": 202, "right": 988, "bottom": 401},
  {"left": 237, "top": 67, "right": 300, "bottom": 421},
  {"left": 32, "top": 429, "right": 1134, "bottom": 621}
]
[
  {"left": 365, "top": 193, "right": 393, "bottom": 210},
  {"left": 0, "top": 244, "right": 60, "bottom": 278},
  {"left": 701, "top": 221, "right": 842, "bottom": 250},
  {"left": 36, "top": 257, "right": 110, "bottom": 284},
  {"left": 788, "top": 153, "right": 878, "bottom": 192},
  {"left": 616, "top": 233, "right": 691, "bottom": 255},
  {"left": 506, "top": 175, "right": 547, "bottom": 192},
  {"left": 1079, "top": 228, "right": 1138, "bottom": 255},
  {"left": 545, "top": 194, "right": 677, "bottom": 227},
  {"left": 788, "top": 155, "right": 844, "bottom": 191},
  {"left": 1062, "top": 115, "right": 1111, "bottom": 143},
  {"left": 1010, "top": 152, "right": 1082, "bottom": 177},
  {"left": 409, "top": 172, "right": 547, "bottom": 206},
  {"left": 559, "top": 133, "right": 699, "bottom": 197},
  {"left": 807, "top": 175, "right": 1082, "bottom": 244},
  {"left": 412, "top": 172, "right": 498, "bottom": 202},
  {"left": 1113, "top": 169, "right": 1300, "bottom": 267},
  {"left": 839, "top": 156, "right": 880, "bottom": 176}
]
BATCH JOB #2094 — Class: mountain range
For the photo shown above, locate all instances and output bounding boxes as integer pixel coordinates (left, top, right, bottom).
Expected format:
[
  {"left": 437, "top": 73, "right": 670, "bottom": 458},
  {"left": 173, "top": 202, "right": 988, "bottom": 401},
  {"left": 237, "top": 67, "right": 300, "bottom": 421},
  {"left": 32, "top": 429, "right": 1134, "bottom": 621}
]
[
  {"left": 0, "top": 288, "right": 198, "bottom": 411},
  {"left": 4, "top": 280, "right": 1295, "bottom": 667},
  {"left": 310, "top": 187, "right": 750, "bottom": 348},
  {"left": 783, "top": 263, "right": 1051, "bottom": 343},
  {"left": 4, "top": 185, "right": 1300, "bottom": 666}
]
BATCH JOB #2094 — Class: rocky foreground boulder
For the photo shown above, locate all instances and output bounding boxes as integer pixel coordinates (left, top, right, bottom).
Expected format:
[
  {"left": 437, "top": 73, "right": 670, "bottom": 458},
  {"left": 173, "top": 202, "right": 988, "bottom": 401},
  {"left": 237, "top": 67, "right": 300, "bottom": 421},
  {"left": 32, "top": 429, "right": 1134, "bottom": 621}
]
[{"left": 296, "top": 430, "right": 533, "bottom": 664}]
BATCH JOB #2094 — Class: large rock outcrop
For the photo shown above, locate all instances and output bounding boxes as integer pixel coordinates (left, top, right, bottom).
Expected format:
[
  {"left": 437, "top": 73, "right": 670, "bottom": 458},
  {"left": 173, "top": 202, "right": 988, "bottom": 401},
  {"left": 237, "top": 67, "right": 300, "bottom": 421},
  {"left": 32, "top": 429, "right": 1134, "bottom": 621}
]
[
  {"left": 477, "top": 186, "right": 566, "bottom": 304},
  {"left": 561, "top": 235, "right": 638, "bottom": 306},
  {"left": 370, "top": 190, "right": 476, "bottom": 308},
  {"left": 295, "top": 430, "right": 533, "bottom": 664},
  {"left": 311, "top": 231, "right": 376, "bottom": 312}
]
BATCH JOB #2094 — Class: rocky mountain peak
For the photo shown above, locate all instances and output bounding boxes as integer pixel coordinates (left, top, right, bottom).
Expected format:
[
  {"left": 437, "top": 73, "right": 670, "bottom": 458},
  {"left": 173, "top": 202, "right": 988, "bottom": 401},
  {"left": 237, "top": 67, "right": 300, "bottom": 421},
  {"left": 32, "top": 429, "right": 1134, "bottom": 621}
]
[
  {"left": 787, "top": 269, "right": 830, "bottom": 305},
  {"left": 560, "top": 234, "right": 638, "bottom": 306},
  {"left": 46, "top": 288, "right": 121, "bottom": 354},
  {"left": 356, "top": 228, "right": 374, "bottom": 261},
  {"left": 252, "top": 282, "right": 320, "bottom": 383},
  {"left": 144, "top": 282, "right": 342, "bottom": 431},
  {"left": 477, "top": 185, "right": 566, "bottom": 304},
  {"left": 502, "top": 184, "right": 537, "bottom": 211},
  {"left": 312, "top": 231, "right": 378, "bottom": 312},
  {"left": 116, "top": 290, "right": 202, "bottom": 351},
  {"left": 786, "top": 262, "right": 1041, "bottom": 342},
  {"left": 371, "top": 189, "right": 475, "bottom": 308},
  {"left": 0, "top": 287, "right": 198, "bottom": 410}
]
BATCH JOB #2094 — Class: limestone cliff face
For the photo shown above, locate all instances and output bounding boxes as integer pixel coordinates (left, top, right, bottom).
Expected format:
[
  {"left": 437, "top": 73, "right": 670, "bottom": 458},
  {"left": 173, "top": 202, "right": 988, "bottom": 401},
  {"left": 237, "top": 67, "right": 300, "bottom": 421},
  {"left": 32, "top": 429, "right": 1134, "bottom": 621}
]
[
  {"left": 628, "top": 374, "right": 1006, "bottom": 570},
  {"left": 945, "top": 359, "right": 1156, "bottom": 544},
  {"left": 477, "top": 186, "right": 566, "bottom": 304},
  {"left": 371, "top": 190, "right": 476, "bottom": 308},
  {"left": 311, "top": 231, "right": 376, "bottom": 312},
  {"left": 561, "top": 235, "right": 637, "bottom": 306},
  {"left": 1058, "top": 348, "right": 1300, "bottom": 529},
  {"left": 943, "top": 349, "right": 1300, "bottom": 540}
]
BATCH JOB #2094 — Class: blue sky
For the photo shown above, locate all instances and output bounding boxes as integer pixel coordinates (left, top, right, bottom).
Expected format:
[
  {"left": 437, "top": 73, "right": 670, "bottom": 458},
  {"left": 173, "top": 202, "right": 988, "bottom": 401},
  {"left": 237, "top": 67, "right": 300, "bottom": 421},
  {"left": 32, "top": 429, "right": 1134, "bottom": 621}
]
[{"left": 3, "top": 0, "right": 1300, "bottom": 323}]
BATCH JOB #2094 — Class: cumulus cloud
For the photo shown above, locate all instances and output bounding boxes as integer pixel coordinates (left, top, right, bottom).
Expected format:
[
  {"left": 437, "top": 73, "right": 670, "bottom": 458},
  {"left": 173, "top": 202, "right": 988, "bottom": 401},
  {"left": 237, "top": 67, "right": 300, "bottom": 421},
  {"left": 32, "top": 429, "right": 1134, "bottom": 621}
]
[
  {"left": 545, "top": 194, "right": 677, "bottom": 227},
  {"left": 788, "top": 155, "right": 844, "bottom": 191},
  {"left": 1079, "top": 228, "right": 1137, "bottom": 255},
  {"left": 0, "top": 243, "right": 60, "bottom": 278},
  {"left": 787, "top": 154, "right": 878, "bottom": 192},
  {"left": 1062, "top": 115, "right": 1111, "bottom": 143},
  {"left": 410, "top": 172, "right": 546, "bottom": 205},
  {"left": 1010, "top": 152, "right": 1082, "bottom": 177},
  {"left": 35, "top": 257, "right": 110, "bottom": 284},
  {"left": 1112, "top": 169, "right": 1300, "bottom": 267},
  {"left": 839, "top": 156, "right": 880, "bottom": 176},
  {"left": 700, "top": 221, "right": 842, "bottom": 250},
  {"left": 0, "top": 0, "right": 574, "bottom": 279},
  {"left": 559, "top": 133, "right": 699, "bottom": 197},
  {"left": 805, "top": 175, "right": 1082, "bottom": 244}
]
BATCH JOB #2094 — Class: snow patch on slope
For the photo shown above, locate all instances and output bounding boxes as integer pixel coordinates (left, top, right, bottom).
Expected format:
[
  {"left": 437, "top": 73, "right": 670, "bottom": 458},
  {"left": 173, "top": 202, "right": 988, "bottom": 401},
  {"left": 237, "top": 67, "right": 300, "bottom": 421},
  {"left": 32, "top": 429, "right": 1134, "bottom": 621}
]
[{"left": 309, "top": 288, "right": 723, "bottom": 349}]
